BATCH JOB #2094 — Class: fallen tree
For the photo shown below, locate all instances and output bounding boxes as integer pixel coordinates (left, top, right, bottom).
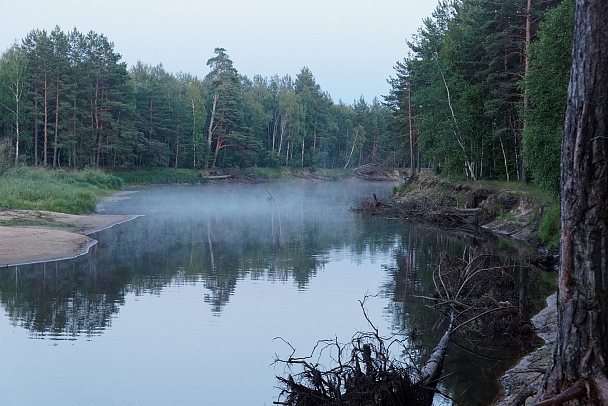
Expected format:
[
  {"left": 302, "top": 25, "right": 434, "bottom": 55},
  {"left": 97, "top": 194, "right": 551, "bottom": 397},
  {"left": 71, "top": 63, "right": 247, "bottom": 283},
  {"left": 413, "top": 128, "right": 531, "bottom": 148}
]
[
  {"left": 274, "top": 298, "right": 454, "bottom": 406},
  {"left": 274, "top": 253, "right": 533, "bottom": 405}
]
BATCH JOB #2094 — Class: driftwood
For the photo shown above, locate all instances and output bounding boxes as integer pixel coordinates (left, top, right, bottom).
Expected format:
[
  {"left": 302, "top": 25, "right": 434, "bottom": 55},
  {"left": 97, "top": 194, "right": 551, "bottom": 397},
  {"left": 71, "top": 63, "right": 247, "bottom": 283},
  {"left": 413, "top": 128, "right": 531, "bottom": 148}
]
[
  {"left": 418, "top": 312, "right": 454, "bottom": 391},
  {"left": 266, "top": 189, "right": 276, "bottom": 202},
  {"left": 198, "top": 173, "right": 233, "bottom": 182},
  {"left": 354, "top": 164, "right": 401, "bottom": 181},
  {"left": 354, "top": 194, "right": 483, "bottom": 226}
]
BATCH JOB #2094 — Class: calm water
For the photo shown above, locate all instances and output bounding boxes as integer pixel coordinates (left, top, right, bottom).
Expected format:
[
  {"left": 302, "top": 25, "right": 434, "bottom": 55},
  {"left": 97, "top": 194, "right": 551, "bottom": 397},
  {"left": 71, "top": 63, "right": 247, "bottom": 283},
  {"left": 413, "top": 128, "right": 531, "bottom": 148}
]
[{"left": 0, "top": 181, "right": 554, "bottom": 405}]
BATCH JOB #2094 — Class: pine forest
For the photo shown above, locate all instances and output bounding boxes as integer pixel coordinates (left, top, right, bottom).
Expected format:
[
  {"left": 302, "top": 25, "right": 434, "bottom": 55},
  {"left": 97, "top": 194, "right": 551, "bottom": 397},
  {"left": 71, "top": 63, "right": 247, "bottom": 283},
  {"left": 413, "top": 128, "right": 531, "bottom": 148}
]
[{"left": 0, "top": 0, "right": 574, "bottom": 194}]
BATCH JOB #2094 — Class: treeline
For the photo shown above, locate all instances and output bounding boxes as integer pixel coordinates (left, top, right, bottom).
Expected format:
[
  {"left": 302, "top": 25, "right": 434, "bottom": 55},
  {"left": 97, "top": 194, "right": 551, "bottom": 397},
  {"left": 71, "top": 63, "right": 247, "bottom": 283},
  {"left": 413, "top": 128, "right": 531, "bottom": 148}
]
[
  {"left": 0, "top": 0, "right": 574, "bottom": 193},
  {"left": 386, "top": 0, "right": 574, "bottom": 193},
  {"left": 0, "top": 28, "right": 397, "bottom": 171}
]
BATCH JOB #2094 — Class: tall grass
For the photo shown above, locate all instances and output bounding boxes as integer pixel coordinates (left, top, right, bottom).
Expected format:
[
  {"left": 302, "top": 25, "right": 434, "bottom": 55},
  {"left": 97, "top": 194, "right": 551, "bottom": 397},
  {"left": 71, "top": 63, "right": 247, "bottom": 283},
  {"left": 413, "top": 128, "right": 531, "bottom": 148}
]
[
  {"left": 475, "top": 179, "right": 562, "bottom": 247},
  {"left": 242, "top": 167, "right": 284, "bottom": 180},
  {"left": 114, "top": 168, "right": 201, "bottom": 184},
  {"left": 539, "top": 204, "right": 561, "bottom": 248},
  {"left": 0, "top": 166, "right": 123, "bottom": 214}
]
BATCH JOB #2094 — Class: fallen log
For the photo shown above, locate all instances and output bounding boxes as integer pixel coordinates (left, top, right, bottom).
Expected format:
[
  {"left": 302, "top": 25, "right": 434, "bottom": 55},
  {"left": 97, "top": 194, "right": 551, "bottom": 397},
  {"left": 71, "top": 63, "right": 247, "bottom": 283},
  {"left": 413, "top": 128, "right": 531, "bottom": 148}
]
[
  {"left": 418, "top": 312, "right": 454, "bottom": 389},
  {"left": 199, "top": 174, "right": 232, "bottom": 181}
]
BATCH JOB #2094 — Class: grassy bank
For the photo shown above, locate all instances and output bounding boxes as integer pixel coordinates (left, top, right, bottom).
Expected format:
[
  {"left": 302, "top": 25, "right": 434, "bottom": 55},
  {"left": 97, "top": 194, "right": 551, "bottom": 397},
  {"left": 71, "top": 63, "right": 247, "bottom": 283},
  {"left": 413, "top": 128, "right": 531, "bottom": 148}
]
[
  {"left": 0, "top": 166, "right": 123, "bottom": 214},
  {"left": 113, "top": 168, "right": 201, "bottom": 184},
  {"left": 113, "top": 167, "right": 350, "bottom": 185}
]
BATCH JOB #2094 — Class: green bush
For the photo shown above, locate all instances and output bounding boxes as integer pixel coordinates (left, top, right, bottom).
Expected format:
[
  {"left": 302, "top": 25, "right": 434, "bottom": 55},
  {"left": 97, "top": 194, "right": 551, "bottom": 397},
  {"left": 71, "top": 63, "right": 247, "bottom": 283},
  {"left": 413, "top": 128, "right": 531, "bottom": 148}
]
[{"left": 539, "top": 205, "right": 561, "bottom": 247}]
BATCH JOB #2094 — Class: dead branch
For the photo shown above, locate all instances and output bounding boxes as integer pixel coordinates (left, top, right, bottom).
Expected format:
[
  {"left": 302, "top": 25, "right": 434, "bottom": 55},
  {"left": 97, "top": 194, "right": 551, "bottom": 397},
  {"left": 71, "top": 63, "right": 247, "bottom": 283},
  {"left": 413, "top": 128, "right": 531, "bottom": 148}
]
[
  {"left": 274, "top": 297, "right": 453, "bottom": 406},
  {"left": 430, "top": 252, "right": 536, "bottom": 357}
]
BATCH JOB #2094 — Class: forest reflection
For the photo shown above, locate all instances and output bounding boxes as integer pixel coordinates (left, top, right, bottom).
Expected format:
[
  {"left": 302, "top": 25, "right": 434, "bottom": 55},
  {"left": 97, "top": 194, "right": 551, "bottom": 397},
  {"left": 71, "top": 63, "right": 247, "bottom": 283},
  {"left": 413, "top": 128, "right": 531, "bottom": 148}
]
[
  {"left": 0, "top": 182, "right": 555, "bottom": 401},
  {"left": 0, "top": 182, "right": 403, "bottom": 335}
]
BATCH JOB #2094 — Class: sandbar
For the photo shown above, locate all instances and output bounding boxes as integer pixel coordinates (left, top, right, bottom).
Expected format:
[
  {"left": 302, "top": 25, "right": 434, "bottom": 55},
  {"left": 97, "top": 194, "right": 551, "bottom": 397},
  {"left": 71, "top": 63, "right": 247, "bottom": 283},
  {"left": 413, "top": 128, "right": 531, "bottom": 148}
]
[{"left": 0, "top": 209, "right": 139, "bottom": 267}]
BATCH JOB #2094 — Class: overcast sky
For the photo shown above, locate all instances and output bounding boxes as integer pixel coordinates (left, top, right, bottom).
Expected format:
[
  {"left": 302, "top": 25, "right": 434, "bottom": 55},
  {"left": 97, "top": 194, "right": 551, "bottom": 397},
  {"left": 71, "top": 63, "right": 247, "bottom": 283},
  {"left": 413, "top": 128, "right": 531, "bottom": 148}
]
[{"left": 1, "top": 0, "right": 438, "bottom": 104}]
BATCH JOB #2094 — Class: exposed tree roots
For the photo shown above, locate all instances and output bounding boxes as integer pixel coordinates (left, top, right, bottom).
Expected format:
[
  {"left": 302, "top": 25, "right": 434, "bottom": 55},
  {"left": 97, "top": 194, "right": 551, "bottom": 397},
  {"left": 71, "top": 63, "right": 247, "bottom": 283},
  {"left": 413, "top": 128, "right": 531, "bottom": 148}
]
[
  {"left": 274, "top": 298, "right": 453, "bottom": 406},
  {"left": 274, "top": 253, "right": 537, "bottom": 405}
]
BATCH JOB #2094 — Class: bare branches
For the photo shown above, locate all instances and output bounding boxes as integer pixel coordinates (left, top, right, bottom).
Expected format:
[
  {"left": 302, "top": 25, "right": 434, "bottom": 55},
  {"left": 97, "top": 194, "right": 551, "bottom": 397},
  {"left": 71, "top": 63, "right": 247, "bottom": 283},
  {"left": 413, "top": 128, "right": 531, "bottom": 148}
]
[
  {"left": 274, "top": 252, "right": 536, "bottom": 405},
  {"left": 274, "top": 297, "right": 440, "bottom": 406},
  {"left": 431, "top": 252, "right": 536, "bottom": 356}
]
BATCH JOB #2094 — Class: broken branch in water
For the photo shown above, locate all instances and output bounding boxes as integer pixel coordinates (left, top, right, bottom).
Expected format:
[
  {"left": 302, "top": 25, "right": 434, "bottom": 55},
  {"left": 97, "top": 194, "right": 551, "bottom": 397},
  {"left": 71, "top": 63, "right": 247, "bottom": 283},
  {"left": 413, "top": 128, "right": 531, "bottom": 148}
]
[
  {"left": 274, "top": 252, "right": 538, "bottom": 405},
  {"left": 266, "top": 189, "right": 276, "bottom": 201},
  {"left": 274, "top": 296, "right": 454, "bottom": 406}
]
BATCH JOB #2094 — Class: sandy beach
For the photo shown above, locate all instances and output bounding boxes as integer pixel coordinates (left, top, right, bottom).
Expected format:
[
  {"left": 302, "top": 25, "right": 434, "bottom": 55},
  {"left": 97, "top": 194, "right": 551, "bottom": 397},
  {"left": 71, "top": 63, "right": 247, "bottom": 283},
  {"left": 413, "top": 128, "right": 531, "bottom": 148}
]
[{"left": 0, "top": 209, "right": 139, "bottom": 267}]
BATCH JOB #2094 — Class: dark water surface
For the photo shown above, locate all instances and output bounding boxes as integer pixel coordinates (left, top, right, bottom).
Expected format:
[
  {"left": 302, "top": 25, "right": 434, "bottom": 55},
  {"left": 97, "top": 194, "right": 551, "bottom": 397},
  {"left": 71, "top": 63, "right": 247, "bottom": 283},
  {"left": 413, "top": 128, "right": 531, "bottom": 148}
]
[{"left": 0, "top": 181, "right": 554, "bottom": 405}]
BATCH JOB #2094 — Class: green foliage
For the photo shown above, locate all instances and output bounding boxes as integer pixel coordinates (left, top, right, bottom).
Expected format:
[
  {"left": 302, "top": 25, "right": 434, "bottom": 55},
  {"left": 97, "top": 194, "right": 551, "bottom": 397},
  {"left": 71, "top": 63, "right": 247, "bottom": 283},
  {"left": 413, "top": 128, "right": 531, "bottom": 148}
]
[
  {"left": 393, "top": 183, "right": 414, "bottom": 197},
  {"left": 114, "top": 168, "right": 200, "bottom": 185},
  {"left": 243, "top": 167, "right": 284, "bottom": 180},
  {"left": 0, "top": 167, "right": 122, "bottom": 214},
  {"left": 386, "top": 0, "right": 569, "bottom": 183},
  {"left": 539, "top": 204, "right": 561, "bottom": 247},
  {"left": 524, "top": 0, "right": 575, "bottom": 194},
  {"left": 0, "top": 3, "right": 571, "bottom": 178},
  {"left": 0, "top": 139, "right": 10, "bottom": 175}
]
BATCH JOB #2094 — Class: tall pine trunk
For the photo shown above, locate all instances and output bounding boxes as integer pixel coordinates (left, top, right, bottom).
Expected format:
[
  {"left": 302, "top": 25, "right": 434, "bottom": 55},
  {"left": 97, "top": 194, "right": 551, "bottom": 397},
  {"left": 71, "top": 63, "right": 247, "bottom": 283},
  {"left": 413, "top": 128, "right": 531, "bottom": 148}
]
[
  {"left": 538, "top": 1, "right": 608, "bottom": 403},
  {"left": 43, "top": 72, "right": 49, "bottom": 167},
  {"left": 408, "top": 74, "right": 415, "bottom": 175},
  {"left": 53, "top": 75, "right": 60, "bottom": 168},
  {"left": 518, "top": 0, "right": 532, "bottom": 184},
  {"left": 34, "top": 85, "right": 39, "bottom": 166},
  {"left": 175, "top": 123, "right": 180, "bottom": 169}
]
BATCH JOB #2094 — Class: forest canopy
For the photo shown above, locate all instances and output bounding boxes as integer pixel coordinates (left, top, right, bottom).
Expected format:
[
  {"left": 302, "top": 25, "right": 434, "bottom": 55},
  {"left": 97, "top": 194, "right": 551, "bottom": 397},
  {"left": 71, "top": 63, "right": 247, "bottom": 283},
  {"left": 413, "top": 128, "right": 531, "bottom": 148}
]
[{"left": 0, "top": 0, "right": 574, "bottom": 194}]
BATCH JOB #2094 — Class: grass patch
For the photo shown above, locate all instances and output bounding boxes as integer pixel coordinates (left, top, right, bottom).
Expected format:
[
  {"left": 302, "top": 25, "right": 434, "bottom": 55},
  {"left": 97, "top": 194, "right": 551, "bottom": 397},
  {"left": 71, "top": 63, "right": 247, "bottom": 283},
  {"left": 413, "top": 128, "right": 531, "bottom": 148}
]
[
  {"left": 393, "top": 184, "right": 414, "bottom": 197},
  {"left": 242, "top": 167, "right": 284, "bottom": 180},
  {"left": 479, "top": 179, "right": 557, "bottom": 203},
  {"left": 0, "top": 216, "right": 75, "bottom": 228},
  {"left": 539, "top": 204, "right": 561, "bottom": 247},
  {"left": 0, "top": 166, "right": 123, "bottom": 214},
  {"left": 114, "top": 168, "right": 201, "bottom": 185},
  {"left": 314, "top": 168, "right": 346, "bottom": 180}
]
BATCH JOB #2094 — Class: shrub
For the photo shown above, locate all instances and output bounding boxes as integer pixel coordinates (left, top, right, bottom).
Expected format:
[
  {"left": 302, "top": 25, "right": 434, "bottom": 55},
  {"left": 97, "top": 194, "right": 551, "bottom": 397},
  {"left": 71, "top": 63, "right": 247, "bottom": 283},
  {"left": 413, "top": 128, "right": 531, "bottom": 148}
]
[{"left": 539, "top": 205, "right": 561, "bottom": 247}]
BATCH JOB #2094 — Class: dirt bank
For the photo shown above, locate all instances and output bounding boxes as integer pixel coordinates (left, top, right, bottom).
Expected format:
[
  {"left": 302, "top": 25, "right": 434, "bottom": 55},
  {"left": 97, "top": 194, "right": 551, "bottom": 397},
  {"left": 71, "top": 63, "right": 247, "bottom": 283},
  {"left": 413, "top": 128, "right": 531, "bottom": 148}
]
[
  {"left": 360, "top": 175, "right": 556, "bottom": 250},
  {"left": 0, "top": 191, "right": 140, "bottom": 267}
]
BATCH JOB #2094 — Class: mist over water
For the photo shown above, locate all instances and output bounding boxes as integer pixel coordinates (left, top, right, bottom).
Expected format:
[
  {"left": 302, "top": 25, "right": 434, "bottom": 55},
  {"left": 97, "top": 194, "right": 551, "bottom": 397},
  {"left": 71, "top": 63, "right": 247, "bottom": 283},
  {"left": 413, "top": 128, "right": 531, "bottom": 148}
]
[{"left": 0, "top": 181, "right": 555, "bottom": 405}]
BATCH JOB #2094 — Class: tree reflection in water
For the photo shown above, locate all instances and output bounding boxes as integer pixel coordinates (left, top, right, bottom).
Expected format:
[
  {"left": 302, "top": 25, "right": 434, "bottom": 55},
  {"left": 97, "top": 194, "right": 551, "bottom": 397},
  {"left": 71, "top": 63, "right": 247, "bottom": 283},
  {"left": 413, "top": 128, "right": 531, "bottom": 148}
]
[{"left": 0, "top": 182, "right": 556, "bottom": 404}]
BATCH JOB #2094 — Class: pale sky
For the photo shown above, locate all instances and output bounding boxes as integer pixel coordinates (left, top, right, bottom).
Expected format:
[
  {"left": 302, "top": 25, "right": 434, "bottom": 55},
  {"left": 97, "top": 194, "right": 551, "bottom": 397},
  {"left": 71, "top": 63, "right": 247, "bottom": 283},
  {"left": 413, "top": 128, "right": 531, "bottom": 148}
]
[{"left": 1, "top": 0, "right": 438, "bottom": 104}]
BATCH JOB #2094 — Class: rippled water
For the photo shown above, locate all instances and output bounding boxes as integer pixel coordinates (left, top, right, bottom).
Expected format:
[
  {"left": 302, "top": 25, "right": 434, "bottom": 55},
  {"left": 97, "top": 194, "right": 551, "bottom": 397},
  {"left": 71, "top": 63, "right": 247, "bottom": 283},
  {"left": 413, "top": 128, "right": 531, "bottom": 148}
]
[{"left": 0, "top": 181, "right": 554, "bottom": 405}]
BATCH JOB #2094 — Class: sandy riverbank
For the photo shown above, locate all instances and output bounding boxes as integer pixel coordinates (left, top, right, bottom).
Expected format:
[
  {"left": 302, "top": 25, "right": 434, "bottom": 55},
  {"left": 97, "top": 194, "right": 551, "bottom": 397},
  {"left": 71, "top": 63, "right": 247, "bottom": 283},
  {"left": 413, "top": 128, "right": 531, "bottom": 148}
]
[{"left": 0, "top": 209, "right": 139, "bottom": 267}]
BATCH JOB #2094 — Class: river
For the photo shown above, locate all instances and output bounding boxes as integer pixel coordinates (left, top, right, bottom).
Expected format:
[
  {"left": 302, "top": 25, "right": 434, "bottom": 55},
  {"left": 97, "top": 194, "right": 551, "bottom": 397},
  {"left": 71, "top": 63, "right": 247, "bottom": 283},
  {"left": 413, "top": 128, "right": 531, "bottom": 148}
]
[{"left": 0, "top": 180, "right": 554, "bottom": 405}]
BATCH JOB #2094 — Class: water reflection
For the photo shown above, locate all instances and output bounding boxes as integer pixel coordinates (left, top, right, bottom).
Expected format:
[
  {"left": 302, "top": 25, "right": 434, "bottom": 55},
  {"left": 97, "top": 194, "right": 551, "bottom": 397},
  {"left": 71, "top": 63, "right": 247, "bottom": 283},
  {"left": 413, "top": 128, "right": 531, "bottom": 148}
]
[
  {"left": 381, "top": 226, "right": 556, "bottom": 404},
  {"left": 0, "top": 182, "right": 403, "bottom": 337},
  {"left": 0, "top": 181, "right": 556, "bottom": 405}
]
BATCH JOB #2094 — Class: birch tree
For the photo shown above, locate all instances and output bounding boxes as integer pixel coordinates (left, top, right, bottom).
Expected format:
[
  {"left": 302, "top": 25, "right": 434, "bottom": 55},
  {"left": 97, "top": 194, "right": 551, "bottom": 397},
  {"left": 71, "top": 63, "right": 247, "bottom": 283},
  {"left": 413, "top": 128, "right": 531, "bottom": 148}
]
[{"left": 0, "top": 44, "right": 28, "bottom": 166}]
